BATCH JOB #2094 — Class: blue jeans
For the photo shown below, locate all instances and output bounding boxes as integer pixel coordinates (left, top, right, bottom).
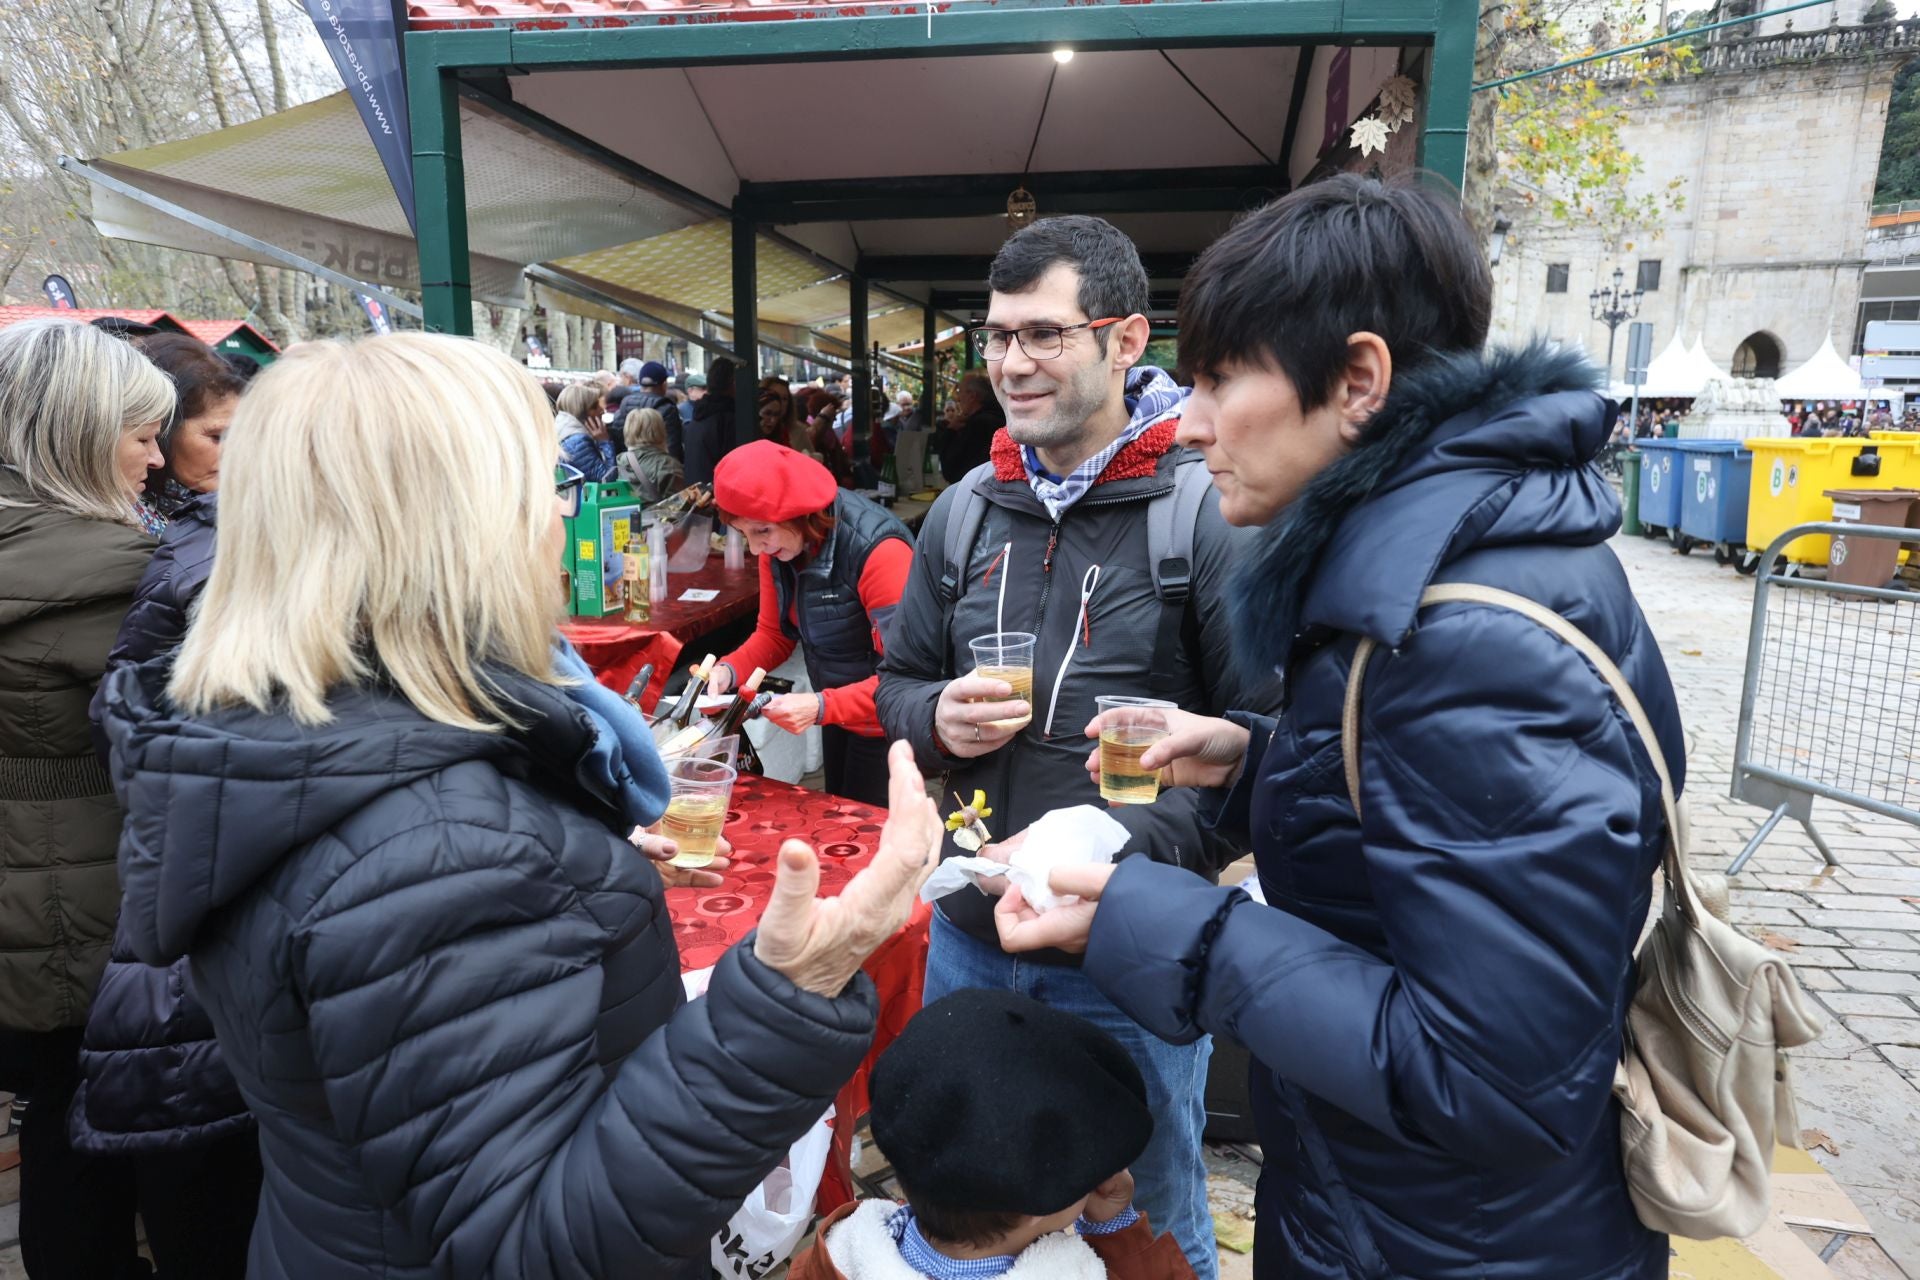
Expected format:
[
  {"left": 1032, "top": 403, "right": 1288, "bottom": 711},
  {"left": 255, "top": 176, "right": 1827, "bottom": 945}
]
[{"left": 924, "top": 910, "right": 1218, "bottom": 1280}]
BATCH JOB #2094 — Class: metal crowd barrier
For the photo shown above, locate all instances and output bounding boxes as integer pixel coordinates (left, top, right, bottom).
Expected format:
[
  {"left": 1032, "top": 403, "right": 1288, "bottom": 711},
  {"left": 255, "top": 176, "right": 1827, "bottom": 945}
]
[{"left": 1729, "top": 522, "right": 1920, "bottom": 874}]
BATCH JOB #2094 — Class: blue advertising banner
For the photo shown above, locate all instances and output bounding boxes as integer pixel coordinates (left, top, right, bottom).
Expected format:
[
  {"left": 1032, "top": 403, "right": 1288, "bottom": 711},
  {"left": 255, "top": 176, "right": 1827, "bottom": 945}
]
[
  {"left": 41, "top": 274, "right": 79, "bottom": 308},
  {"left": 357, "top": 292, "right": 394, "bottom": 334},
  {"left": 303, "top": 0, "right": 415, "bottom": 231}
]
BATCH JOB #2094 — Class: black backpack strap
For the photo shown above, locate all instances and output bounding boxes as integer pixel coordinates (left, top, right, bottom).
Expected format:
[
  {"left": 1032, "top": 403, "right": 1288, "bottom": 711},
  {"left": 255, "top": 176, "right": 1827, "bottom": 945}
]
[
  {"left": 1148, "top": 456, "right": 1212, "bottom": 701},
  {"left": 936, "top": 464, "right": 994, "bottom": 680}
]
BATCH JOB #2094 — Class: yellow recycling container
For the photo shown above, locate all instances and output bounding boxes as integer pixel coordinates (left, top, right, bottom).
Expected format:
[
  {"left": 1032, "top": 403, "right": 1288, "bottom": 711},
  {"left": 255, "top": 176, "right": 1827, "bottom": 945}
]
[{"left": 1745, "top": 437, "right": 1920, "bottom": 564}]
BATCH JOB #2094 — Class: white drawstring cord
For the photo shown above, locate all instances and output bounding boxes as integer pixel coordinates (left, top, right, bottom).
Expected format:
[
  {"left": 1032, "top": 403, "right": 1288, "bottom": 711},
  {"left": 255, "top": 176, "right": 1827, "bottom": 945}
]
[
  {"left": 995, "top": 540, "right": 1012, "bottom": 636},
  {"left": 1043, "top": 564, "right": 1101, "bottom": 737}
]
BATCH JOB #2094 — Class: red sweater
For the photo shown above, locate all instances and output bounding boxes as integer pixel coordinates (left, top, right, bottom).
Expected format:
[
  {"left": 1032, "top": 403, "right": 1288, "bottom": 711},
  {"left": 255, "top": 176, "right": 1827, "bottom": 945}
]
[{"left": 720, "top": 537, "right": 912, "bottom": 736}]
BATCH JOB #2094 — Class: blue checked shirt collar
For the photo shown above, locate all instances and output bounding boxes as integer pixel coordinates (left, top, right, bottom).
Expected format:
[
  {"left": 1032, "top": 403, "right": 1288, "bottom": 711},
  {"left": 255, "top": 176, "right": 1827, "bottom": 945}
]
[{"left": 1020, "top": 366, "right": 1186, "bottom": 519}]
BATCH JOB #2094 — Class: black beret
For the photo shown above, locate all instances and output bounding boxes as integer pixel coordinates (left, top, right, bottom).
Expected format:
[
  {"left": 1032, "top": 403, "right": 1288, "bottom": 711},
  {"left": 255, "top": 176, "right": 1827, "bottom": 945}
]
[{"left": 869, "top": 989, "right": 1152, "bottom": 1217}]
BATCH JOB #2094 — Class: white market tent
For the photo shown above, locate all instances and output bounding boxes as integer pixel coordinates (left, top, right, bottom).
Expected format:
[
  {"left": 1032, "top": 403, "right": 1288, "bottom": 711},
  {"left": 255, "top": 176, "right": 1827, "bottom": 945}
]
[
  {"left": 1612, "top": 332, "right": 1722, "bottom": 399},
  {"left": 1773, "top": 336, "right": 1868, "bottom": 401}
]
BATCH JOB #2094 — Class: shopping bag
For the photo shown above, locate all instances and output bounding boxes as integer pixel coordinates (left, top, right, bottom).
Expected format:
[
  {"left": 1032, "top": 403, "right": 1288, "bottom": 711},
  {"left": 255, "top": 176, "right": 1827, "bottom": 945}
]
[{"left": 710, "top": 1105, "right": 836, "bottom": 1278}]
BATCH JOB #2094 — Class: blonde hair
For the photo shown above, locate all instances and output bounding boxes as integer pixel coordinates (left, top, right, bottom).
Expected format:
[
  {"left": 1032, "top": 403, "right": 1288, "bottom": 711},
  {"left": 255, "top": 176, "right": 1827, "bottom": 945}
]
[
  {"left": 555, "top": 382, "right": 599, "bottom": 420},
  {"left": 623, "top": 406, "right": 666, "bottom": 452},
  {"left": 0, "top": 318, "right": 175, "bottom": 524},
  {"left": 170, "top": 333, "right": 564, "bottom": 731}
]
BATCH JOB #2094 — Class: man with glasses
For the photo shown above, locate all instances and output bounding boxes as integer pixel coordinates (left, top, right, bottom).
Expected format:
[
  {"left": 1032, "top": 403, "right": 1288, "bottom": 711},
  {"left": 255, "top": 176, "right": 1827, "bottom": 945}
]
[{"left": 877, "top": 215, "right": 1256, "bottom": 1280}]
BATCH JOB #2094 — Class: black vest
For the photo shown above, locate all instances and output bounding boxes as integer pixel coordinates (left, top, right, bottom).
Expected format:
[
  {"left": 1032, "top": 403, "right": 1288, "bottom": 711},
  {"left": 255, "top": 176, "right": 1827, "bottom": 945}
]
[{"left": 772, "top": 493, "right": 912, "bottom": 694}]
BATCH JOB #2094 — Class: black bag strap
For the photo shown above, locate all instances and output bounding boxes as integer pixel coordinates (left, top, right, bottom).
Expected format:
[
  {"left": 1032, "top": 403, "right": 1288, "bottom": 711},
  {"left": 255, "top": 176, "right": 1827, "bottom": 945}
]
[
  {"left": 1148, "top": 455, "right": 1211, "bottom": 700},
  {"left": 936, "top": 464, "right": 994, "bottom": 680}
]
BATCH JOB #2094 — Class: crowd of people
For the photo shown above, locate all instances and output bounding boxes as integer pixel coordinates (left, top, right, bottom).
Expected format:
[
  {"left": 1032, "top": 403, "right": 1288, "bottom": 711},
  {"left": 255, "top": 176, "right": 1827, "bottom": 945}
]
[
  {"left": 1626, "top": 399, "right": 1918, "bottom": 439},
  {"left": 539, "top": 351, "right": 993, "bottom": 498},
  {"left": 0, "top": 175, "right": 1705, "bottom": 1280}
]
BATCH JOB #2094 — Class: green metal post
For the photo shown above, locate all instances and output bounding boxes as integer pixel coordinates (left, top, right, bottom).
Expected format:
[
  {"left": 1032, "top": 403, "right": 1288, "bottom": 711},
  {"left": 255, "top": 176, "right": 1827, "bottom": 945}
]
[
  {"left": 850, "top": 274, "right": 870, "bottom": 461},
  {"left": 921, "top": 304, "right": 937, "bottom": 428},
  {"left": 1416, "top": 0, "right": 1476, "bottom": 192},
  {"left": 1621, "top": 451, "right": 1643, "bottom": 535},
  {"left": 408, "top": 51, "right": 473, "bottom": 336},
  {"left": 731, "top": 203, "right": 758, "bottom": 434}
]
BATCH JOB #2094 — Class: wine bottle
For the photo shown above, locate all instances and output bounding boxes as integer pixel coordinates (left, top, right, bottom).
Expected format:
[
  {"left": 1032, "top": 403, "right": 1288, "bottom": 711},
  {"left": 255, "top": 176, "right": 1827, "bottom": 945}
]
[
  {"left": 623, "top": 664, "right": 655, "bottom": 712},
  {"left": 711, "top": 666, "right": 767, "bottom": 775},
  {"left": 656, "top": 653, "right": 718, "bottom": 730},
  {"left": 877, "top": 453, "right": 898, "bottom": 506},
  {"left": 623, "top": 532, "right": 651, "bottom": 623}
]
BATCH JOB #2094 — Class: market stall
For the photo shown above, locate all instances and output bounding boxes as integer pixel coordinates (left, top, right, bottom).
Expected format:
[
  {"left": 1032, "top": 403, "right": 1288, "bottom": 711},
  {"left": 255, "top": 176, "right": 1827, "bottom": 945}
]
[{"left": 561, "top": 559, "right": 760, "bottom": 707}]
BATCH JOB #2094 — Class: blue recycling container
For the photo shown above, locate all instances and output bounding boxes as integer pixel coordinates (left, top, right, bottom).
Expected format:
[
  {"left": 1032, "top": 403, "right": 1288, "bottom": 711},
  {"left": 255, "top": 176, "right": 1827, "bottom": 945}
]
[
  {"left": 1634, "top": 439, "right": 1689, "bottom": 534},
  {"left": 1676, "top": 441, "right": 1752, "bottom": 549}
]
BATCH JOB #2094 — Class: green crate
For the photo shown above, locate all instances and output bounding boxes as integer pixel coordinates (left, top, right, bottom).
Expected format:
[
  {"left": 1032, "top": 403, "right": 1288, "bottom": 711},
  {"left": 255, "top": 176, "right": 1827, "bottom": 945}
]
[{"left": 565, "top": 481, "right": 644, "bottom": 617}]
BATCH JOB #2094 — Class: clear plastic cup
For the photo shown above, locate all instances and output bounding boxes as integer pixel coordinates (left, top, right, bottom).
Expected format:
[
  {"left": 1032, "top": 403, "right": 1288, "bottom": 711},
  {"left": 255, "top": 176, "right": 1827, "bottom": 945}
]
[
  {"left": 661, "top": 757, "right": 736, "bottom": 868},
  {"left": 1095, "top": 695, "right": 1174, "bottom": 805},
  {"left": 968, "top": 631, "right": 1036, "bottom": 731}
]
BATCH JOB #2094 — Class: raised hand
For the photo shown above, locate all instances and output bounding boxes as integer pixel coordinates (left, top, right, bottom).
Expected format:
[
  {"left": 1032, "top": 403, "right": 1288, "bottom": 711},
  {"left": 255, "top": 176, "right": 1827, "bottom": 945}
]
[
  {"left": 1083, "top": 708, "right": 1249, "bottom": 791},
  {"left": 755, "top": 741, "right": 942, "bottom": 995}
]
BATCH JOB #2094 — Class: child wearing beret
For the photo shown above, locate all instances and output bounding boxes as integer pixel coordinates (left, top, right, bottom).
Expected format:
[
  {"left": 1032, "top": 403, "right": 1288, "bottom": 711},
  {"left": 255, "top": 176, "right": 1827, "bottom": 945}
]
[{"left": 790, "top": 990, "right": 1198, "bottom": 1280}]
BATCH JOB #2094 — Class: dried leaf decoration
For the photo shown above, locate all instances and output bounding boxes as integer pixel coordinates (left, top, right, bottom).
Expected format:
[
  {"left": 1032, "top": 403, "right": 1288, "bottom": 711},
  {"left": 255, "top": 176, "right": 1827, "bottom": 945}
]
[{"left": 1350, "top": 116, "right": 1392, "bottom": 157}]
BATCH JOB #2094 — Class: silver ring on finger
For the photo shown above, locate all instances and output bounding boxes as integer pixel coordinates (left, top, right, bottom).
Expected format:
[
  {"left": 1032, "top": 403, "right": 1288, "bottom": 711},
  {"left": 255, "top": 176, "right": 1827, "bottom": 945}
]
[{"left": 974, "top": 723, "right": 982, "bottom": 743}]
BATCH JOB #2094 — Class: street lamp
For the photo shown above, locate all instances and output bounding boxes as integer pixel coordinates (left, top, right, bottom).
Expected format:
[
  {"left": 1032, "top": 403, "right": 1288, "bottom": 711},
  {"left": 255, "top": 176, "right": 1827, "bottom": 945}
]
[
  {"left": 1487, "top": 213, "right": 1512, "bottom": 266},
  {"left": 1589, "top": 266, "right": 1643, "bottom": 381}
]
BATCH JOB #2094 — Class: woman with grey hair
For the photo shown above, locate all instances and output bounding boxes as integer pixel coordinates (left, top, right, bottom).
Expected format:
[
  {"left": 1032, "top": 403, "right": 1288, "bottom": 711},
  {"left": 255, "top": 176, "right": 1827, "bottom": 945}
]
[{"left": 0, "top": 317, "right": 173, "bottom": 1277}]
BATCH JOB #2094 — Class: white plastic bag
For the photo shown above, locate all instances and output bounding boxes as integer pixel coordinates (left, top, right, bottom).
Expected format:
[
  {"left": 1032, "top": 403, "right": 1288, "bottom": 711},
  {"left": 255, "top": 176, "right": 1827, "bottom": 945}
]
[{"left": 710, "top": 1105, "right": 836, "bottom": 1278}]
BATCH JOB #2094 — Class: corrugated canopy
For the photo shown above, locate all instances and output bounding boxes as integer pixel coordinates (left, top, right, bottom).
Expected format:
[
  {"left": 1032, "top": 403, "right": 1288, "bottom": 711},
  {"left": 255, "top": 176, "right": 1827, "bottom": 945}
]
[{"left": 77, "top": 89, "right": 958, "bottom": 344}]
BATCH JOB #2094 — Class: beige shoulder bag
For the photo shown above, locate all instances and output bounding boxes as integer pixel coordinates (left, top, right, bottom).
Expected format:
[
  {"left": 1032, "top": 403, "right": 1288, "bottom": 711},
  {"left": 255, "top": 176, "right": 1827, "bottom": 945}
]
[{"left": 1342, "top": 583, "right": 1824, "bottom": 1241}]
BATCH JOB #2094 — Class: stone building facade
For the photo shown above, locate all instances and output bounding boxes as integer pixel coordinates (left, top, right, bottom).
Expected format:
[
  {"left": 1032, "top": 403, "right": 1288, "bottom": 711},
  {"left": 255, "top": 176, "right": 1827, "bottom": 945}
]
[{"left": 1486, "top": 20, "right": 1915, "bottom": 386}]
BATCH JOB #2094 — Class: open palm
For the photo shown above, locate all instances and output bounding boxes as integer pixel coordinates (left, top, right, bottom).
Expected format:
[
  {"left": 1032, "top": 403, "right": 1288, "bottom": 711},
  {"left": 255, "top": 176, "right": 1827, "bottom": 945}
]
[{"left": 754, "top": 741, "right": 942, "bottom": 996}]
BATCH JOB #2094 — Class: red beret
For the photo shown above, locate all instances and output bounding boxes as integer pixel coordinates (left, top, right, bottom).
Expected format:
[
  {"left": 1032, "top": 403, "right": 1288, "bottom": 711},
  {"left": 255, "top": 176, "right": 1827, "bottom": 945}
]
[{"left": 713, "top": 439, "right": 838, "bottom": 523}]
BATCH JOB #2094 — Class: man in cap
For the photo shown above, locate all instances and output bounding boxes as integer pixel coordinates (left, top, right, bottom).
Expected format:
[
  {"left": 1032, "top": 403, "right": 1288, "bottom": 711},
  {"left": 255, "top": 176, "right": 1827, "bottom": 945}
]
[
  {"left": 612, "top": 359, "right": 685, "bottom": 462},
  {"left": 789, "top": 989, "right": 1195, "bottom": 1280}
]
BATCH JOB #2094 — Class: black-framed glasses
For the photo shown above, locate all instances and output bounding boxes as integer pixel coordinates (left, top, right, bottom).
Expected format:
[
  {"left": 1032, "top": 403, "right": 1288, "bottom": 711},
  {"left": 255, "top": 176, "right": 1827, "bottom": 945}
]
[
  {"left": 555, "top": 462, "right": 586, "bottom": 518},
  {"left": 968, "top": 318, "right": 1122, "bottom": 361}
]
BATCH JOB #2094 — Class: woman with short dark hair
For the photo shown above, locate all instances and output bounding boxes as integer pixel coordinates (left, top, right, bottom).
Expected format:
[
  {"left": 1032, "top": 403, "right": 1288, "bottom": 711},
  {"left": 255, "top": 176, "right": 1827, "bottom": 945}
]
[
  {"left": 995, "top": 175, "right": 1685, "bottom": 1280},
  {"left": 131, "top": 332, "right": 245, "bottom": 530}
]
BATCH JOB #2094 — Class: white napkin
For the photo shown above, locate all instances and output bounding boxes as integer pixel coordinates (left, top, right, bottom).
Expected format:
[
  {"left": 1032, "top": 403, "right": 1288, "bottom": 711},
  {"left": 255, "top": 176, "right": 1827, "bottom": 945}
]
[{"left": 919, "top": 805, "right": 1130, "bottom": 912}]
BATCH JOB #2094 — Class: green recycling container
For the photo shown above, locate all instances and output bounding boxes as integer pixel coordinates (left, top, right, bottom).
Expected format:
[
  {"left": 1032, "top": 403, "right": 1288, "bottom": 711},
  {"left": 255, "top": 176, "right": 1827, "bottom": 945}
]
[{"left": 1621, "top": 451, "right": 1643, "bottom": 536}]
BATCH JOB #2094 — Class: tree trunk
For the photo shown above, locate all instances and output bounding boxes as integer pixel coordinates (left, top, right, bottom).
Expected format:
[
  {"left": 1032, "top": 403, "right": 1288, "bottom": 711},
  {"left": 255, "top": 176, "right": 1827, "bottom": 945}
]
[
  {"left": 257, "top": 0, "right": 290, "bottom": 111},
  {"left": 186, "top": 0, "right": 234, "bottom": 127},
  {"left": 1462, "top": 3, "right": 1505, "bottom": 243}
]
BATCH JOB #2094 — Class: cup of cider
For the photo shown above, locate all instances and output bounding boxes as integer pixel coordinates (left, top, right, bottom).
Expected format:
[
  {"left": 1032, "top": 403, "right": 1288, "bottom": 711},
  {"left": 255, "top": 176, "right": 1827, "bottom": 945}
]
[
  {"left": 1095, "top": 695, "right": 1174, "bottom": 805},
  {"left": 968, "top": 631, "right": 1037, "bottom": 732},
  {"left": 661, "top": 757, "right": 736, "bottom": 867}
]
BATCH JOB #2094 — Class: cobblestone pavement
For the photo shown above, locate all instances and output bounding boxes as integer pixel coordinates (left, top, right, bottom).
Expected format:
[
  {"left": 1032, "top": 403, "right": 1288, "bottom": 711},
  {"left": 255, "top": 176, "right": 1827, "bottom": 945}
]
[{"left": 1614, "top": 529, "right": 1920, "bottom": 1276}]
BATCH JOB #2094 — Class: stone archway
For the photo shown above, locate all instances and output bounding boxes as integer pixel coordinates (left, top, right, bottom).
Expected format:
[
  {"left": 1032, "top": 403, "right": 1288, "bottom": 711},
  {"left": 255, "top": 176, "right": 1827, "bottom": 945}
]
[{"left": 1732, "top": 331, "right": 1784, "bottom": 379}]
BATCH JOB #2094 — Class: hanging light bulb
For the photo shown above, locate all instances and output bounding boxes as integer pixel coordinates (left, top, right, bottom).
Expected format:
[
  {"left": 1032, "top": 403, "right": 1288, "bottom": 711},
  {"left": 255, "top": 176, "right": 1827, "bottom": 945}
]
[
  {"left": 1052, "top": 48, "right": 1075, "bottom": 64},
  {"left": 1006, "top": 186, "right": 1037, "bottom": 230}
]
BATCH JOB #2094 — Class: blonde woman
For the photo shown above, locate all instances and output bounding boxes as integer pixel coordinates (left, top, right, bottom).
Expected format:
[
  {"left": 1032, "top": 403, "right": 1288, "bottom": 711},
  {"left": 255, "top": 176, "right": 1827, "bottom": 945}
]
[
  {"left": 97, "top": 333, "right": 942, "bottom": 1278},
  {"left": 555, "top": 379, "right": 616, "bottom": 480},
  {"left": 0, "top": 317, "right": 171, "bottom": 1278},
  {"left": 616, "top": 404, "right": 685, "bottom": 501}
]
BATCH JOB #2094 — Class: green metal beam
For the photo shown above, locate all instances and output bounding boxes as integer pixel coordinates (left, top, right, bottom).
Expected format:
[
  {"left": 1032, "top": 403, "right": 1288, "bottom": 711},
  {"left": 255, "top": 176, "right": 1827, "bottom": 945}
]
[
  {"left": 850, "top": 274, "right": 871, "bottom": 461},
  {"left": 408, "top": 33, "right": 501, "bottom": 335},
  {"left": 742, "top": 165, "right": 1286, "bottom": 224},
  {"left": 731, "top": 205, "right": 758, "bottom": 426},
  {"left": 1416, "top": 0, "right": 1475, "bottom": 191},
  {"left": 1277, "top": 45, "right": 1318, "bottom": 185},
  {"left": 860, "top": 254, "right": 1197, "bottom": 284},
  {"left": 411, "top": 1, "right": 1446, "bottom": 76},
  {"left": 921, "top": 304, "right": 938, "bottom": 429}
]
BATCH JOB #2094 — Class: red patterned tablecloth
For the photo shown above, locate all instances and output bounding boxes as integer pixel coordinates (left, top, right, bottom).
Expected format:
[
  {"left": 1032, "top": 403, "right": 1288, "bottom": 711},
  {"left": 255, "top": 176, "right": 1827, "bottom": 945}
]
[
  {"left": 560, "top": 560, "right": 760, "bottom": 710},
  {"left": 668, "top": 773, "right": 928, "bottom": 1214}
]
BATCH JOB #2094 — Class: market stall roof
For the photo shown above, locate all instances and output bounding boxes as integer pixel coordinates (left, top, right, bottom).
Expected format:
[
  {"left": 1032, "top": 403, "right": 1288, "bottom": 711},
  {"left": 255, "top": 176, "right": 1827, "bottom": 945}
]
[
  {"left": 178, "top": 319, "right": 281, "bottom": 354},
  {"left": 67, "top": 86, "right": 964, "bottom": 343},
  {"left": 1774, "top": 336, "right": 1867, "bottom": 400},
  {"left": 1612, "top": 333, "right": 1723, "bottom": 399},
  {"left": 0, "top": 306, "right": 189, "bottom": 335}
]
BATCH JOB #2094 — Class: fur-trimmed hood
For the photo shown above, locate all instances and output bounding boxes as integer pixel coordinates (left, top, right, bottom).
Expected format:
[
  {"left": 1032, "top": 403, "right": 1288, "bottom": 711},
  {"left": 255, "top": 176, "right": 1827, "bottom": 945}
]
[{"left": 1231, "top": 341, "right": 1616, "bottom": 674}]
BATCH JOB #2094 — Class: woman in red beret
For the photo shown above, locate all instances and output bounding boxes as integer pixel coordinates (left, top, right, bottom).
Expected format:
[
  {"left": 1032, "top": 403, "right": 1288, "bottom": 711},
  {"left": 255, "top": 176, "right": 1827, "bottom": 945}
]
[{"left": 707, "top": 440, "right": 913, "bottom": 805}]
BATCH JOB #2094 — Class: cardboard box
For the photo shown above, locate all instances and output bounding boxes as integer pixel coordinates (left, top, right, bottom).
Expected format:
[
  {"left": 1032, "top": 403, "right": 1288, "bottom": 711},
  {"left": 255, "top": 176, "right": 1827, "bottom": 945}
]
[{"left": 565, "top": 481, "right": 644, "bottom": 617}]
